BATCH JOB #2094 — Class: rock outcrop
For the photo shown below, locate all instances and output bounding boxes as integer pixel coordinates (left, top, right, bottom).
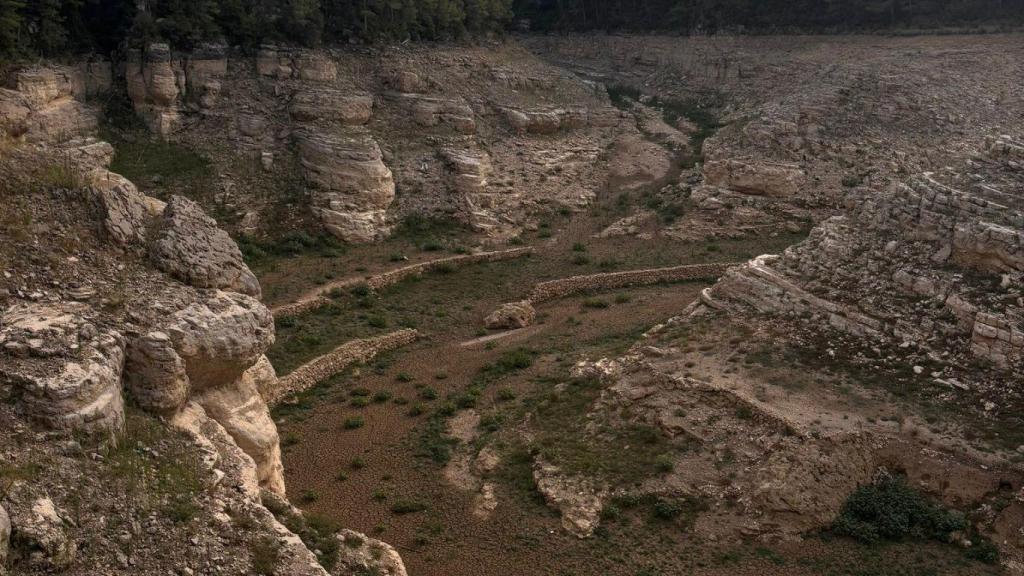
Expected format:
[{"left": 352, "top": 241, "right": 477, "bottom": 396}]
[
  {"left": 703, "top": 158, "right": 805, "bottom": 197},
  {"left": 0, "top": 66, "right": 106, "bottom": 143},
  {"left": 298, "top": 131, "right": 395, "bottom": 243},
  {"left": 484, "top": 301, "right": 536, "bottom": 330},
  {"left": 6, "top": 496, "right": 76, "bottom": 570},
  {"left": 150, "top": 196, "right": 262, "bottom": 297},
  {"left": 0, "top": 303, "right": 126, "bottom": 434}
]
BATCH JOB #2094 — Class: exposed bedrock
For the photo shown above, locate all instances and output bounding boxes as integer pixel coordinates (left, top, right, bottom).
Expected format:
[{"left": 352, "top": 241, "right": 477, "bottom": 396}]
[
  {"left": 297, "top": 130, "right": 396, "bottom": 243},
  {"left": 0, "top": 303, "right": 126, "bottom": 435},
  {"left": 150, "top": 196, "right": 262, "bottom": 297},
  {"left": 290, "top": 88, "right": 373, "bottom": 125},
  {"left": 126, "top": 42, "right": 228, "bottom": 136},
  {"left": 0, "top": 64, "right": 108, "bottom": 142},
  {"left": 703, "top": 157, "right": 806, "bottom": 198}
]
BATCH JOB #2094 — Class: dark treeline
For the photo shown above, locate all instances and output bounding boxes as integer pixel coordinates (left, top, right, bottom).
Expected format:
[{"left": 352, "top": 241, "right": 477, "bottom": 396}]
[
  {"left": 514, "top": 0, "right": 1024, "bottom": 33},
  {"left": 0, "top": 0, "right": 513, "bottom": 59},
  {"left": 1, "top": 0, "right": 1022, "bottom": 60}
]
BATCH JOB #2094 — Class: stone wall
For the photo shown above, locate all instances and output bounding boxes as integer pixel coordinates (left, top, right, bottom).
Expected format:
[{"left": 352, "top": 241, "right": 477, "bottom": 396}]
[
  {"left": 269, "top": 329, "right": 419, "bottom": 405},
  {"left": 272, "top": 247, "right": 535, "bottom": 318},
  {"left": 527, "top": 262, "right": 735, "bottom": 303}
]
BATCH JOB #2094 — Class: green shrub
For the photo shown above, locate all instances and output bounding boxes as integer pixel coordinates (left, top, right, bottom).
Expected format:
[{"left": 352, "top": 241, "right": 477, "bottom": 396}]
[
  {"left": 654, "top": 454, "right": 675, "bottom": 473},
  {"left": 582, "top": 299, "right": 609, "bottom": 309},
  {"left": 833, "top": 475, "right": 966, "bottom": 544},
  {"left": 396, "top": 372, "right": 414, "bottom": 382},
  {"left": 251, "top": 536, "right": 281, "bottom": 575},
  {"left": 343, "top": 417, "right": 365, "bottom": 430},
  {"left": 419, "top": 387, "right": 438, "bottom": 401},
  {"left": 653, "top": 498, "right": 685, "bottom": 520},
  {"left": 572, "top": 242, "right": 586, "bottom": 252},
  {"left": 350, "top": 457, "right": 366, "bottom": 469},
  {"left": 373, "top": 390, "right": 393, "bottom": 403},
  {"left": 390, "top": 500, "right": 428, "bottom": 514}
]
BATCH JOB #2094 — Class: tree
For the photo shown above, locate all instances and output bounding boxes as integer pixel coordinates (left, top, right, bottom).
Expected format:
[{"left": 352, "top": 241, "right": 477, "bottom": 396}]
[
  {"left": 27, "top": 0, "right": 67, "bottom": 56},
  {"left": 0, "top": 0, "right": 24, "bottom": 59}
]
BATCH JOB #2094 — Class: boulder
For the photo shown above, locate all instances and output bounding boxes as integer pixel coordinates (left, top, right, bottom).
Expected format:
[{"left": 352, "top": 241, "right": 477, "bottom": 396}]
[
  {"left": 703, "top": 158, "right": 805, "bottom": 197},
  {"left": 150, "top": 196, "right": 262, "bottom": 297},
  {"left": 484, "top": 301, "right": 536, "bottom": 330},
  {"left": 334, "top": 529, "right": 408, "bottom": 576},
  {"left": 87, "top": 169, "right": 151, "bottom": 246},
  {"left": 532, "top": 461, "right": 606, "bottom": 538},
  {"left": 163, "top": 291, "right": 275, "bottom": 393}
]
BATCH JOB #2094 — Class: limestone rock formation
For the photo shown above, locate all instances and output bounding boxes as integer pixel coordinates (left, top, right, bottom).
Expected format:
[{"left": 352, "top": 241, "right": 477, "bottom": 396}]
[
  {"left": 533, "top": 461, "right": 606, "bottom": 538},
  {"left": 703, "top": 158, "right": 805, "bottom": 197},
  {"left": 162, "top": 291, "right": 275, "bottom": 393},
  {"left": 7, "top": 496, "right": 76, "bottom": 570},
  {"left": 291, "top": 89, "right": 373, "bottom": 125},
  {"left": 503, "top": 107, "right": 587, "bottom": 134},
  {"left": 608, "top": 132, "right": 672, "bottom": 190},
  {"left": 0, "top": 66, "right": 103, "bottom": 142},
  {"left": 0, "top": 303, "right": 126, "bottom": 434},
  {"left": 403, "top": 95, "right": 476, "bottom": 133},
  {"left": 298, "top": 131, "right": 395, "bottom": 243},
  {"left": 0, "top": 504, "right": 9, "bottom": 570},
  {"left": 334, "top": 530, "right": 408, "bottom": 576},
  {"left": 125, "top": 330, "right": 190, "bottom": 416},
  {"left": 87, "top": 170, "right": 153, "bottom": 246},
  {"left": 150, "top": 196, "right": 262, "bottom": 297},
  {"left": 484, "top": 301, "right": 536, "bottom": 330},
  {"left": 126, "top": 43, "right": 183, "bottom": 135},
  {"left": 194, "top": 362, "right": 286, "bottom": 495}
]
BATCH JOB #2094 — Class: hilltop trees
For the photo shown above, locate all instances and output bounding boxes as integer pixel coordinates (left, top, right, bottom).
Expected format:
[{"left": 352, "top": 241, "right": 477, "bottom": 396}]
[{"left": 0, "top": 0, "right": 1019, "bottom": 61}]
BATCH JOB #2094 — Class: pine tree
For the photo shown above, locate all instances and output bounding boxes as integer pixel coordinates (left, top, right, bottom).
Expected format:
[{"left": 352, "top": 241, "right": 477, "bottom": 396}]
[
  {"left": 0, "top": 0, "right": 24, "bottom": 59},
  {"left": 28, "top": 0, "right": 67, "bottom": 56}
]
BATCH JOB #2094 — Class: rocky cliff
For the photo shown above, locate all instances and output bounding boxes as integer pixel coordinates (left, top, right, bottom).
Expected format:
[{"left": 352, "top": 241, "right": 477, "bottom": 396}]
[
  {"left": 0, "top": 68, "right": 404, "bottom": 575},
  {"left": 118, "top": 41, "right": 622, "bottom": 243}
]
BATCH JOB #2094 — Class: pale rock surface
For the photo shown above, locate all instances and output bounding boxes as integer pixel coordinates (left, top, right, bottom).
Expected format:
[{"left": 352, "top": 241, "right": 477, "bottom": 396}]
[
  {"left": 172, "top": 402, "right": 261, "bottom": 499},
  {"left": 162, "top": 290, "right": 275, "bottom": 392},
  {"left": 0, "top": 303, "right": 125, "bottom": 434},
  {"left": 124, "top": 330, "right": 190, "bottom": 416},
  {"left": 0, "top": 504, "right": 9, "bottom": 570},
  {"left": 195, "top": 363, "right": 286, "bottom": 495},
  {"left": 8, "top": 497, "right": 75, "bottom": 570},
  {"left": 298, "top": 131, "right": 395, "bottom": 243},
  {"left": 291, "top": 89, "right": 373, "bottom": 125},
  {"left": 0, "top": 66, "right": 101, "bottom": 142},
  {"left": 484, "top": 301, "right": 536, "bottom": 330},
  {"left": 533, "top": 461, "right": 607, "bottom": 538},
  {"left": 608, "top": 132, "right": 672, "bottom": 190},
  {"left": 86, "top": 169, "right": 151, "bottom": 246},
  {"left": 150, "top": 196, "right": 262, "bottom": 297},
  {"left": 703, "top": 158, "right": 805, "bottom": 197},
  {"left": 334, "top": 530, "right": 408, "bottom": 576}
]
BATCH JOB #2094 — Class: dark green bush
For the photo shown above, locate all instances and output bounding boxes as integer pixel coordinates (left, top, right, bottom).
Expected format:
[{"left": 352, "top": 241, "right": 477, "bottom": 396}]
[{"left": 833, "top": 475, "right": 965, "bottom": 544}]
